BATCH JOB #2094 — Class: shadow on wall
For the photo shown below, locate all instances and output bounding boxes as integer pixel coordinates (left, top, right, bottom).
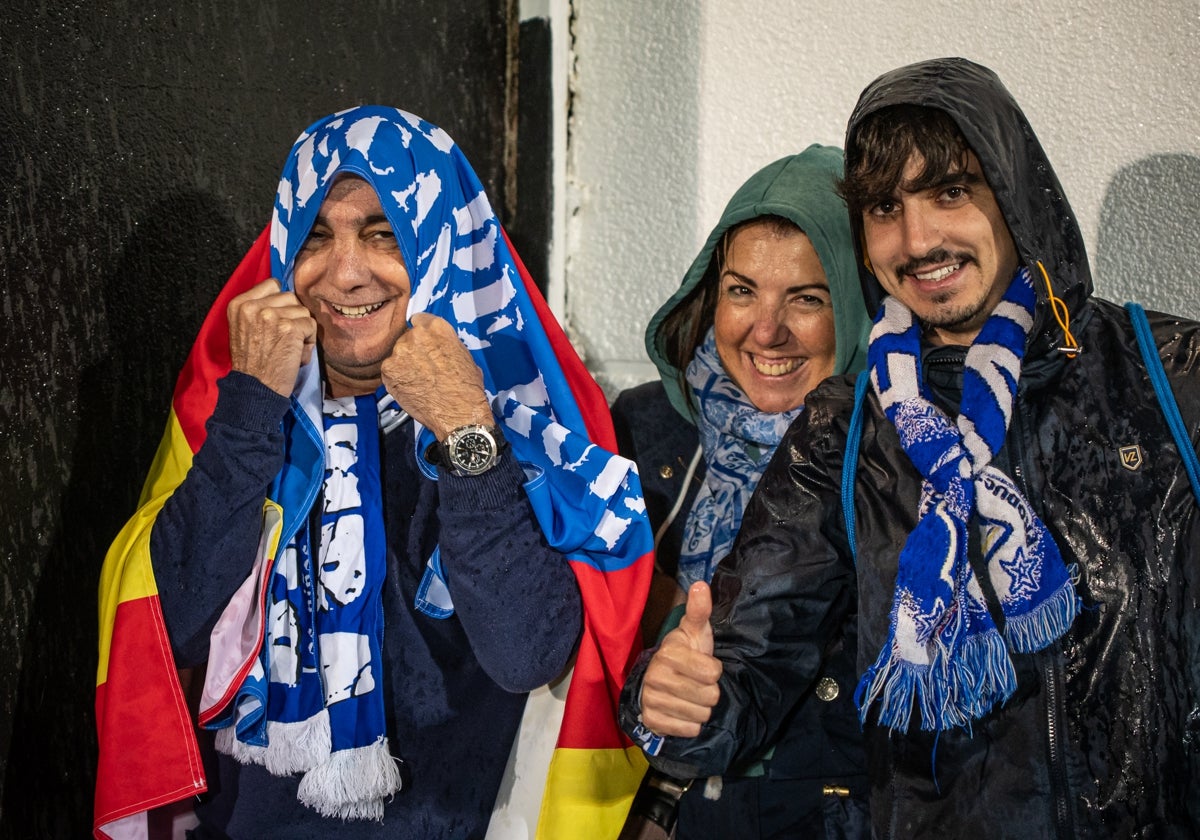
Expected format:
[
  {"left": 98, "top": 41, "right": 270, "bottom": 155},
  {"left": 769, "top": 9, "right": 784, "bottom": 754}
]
[
  {"left": 0, "top": 191, "right": 238, "bottom": 838},
  {"left": 1095, "top": 153, "right": 1200, "bottom": 318}
]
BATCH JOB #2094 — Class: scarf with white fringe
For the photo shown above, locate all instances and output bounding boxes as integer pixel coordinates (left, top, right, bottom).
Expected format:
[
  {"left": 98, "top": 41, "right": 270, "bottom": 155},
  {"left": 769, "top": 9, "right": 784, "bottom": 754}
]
[
  {"left": 854, "top": 268, "right": 1080, "bottom": 732},
  {"left": 214, "top": 390, "right": 400, "bottom": 818}
]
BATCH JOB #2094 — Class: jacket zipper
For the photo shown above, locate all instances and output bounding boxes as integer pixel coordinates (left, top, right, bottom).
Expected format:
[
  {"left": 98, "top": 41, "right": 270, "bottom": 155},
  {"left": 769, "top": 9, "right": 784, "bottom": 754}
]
[
  {"left": 1011, "top": 398, "right": 1073, "bottom": 839},
  {"left": 1043, "top": 654, "right": 1073, "bottom": 838}
]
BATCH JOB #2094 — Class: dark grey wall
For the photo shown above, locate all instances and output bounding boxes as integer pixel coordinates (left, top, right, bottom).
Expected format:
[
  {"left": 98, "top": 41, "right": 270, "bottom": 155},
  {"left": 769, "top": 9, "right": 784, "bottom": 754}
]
[{"left": 0, "top": 1, "right": 554, "bottom": 834}]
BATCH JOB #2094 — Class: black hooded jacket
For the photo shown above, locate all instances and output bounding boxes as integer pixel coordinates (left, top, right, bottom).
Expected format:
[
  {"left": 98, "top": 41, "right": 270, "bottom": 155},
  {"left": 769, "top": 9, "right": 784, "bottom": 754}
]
[{"left": 622, "top": 58, "right": 1200, "bottom": 838}]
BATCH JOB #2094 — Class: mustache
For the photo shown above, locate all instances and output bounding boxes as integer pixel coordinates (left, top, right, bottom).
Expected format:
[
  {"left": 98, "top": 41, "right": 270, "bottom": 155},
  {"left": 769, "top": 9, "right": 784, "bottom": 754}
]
[{"left": 896, "top": 249, "right": 970, "bottom": 277}]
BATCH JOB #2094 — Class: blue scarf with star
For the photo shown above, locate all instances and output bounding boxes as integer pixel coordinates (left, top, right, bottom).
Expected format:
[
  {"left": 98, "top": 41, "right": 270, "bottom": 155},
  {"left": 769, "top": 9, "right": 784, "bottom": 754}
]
[{"left": 855, "top": 268, "right": 1080, "bottom": 733}]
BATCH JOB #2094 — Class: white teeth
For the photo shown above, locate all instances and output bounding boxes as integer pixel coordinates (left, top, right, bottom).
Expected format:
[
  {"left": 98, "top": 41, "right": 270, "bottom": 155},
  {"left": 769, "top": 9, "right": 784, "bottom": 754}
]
[
  {"left": 331, "top": 301, "right": 385, "bottom": 318},
  {"left": 914, "top": 263, "right": 960, "bottom": 282},
  {"left": 753, "top": 357, "right": 799, "bottom": 376}
]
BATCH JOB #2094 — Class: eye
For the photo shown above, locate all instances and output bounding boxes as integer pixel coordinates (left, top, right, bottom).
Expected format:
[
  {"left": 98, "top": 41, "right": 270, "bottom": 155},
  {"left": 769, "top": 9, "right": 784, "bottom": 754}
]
[
  {"left": 868, "top": 198, "right": 899, "bottom": 217},
  {"left": 792, "top": 291, "right": 831, "bottom": 311},
  {"left": 941, "top": 185, "right": 968, "bottom": 202},
  {"left": 300, "top": 228, "right": 329, "bottom": 251},
  {"left": 365, "top": 225, "right": 399, "bottom": 249},
  {"left": 723, "top": 281, "right": 753, "bottom": 299}
]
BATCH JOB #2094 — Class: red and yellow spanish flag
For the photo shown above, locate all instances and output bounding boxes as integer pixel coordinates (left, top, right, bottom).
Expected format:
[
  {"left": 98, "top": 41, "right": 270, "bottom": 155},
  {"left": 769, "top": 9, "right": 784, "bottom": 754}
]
[
  {"left": 502, "top": 234, "right": 652, "bottom": 839},
  {"left": 94, "top": 229, "right": 272, "bottom": 839},
  {"left": 95, "top": 228, "right": 652, "bottom": 838}
]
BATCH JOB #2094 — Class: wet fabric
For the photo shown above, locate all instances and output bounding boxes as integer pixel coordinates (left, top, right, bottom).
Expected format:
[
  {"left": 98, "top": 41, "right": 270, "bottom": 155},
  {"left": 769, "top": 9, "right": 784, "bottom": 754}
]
[{"left": 212, "top": 393, "right": 399, "bottom": 819}]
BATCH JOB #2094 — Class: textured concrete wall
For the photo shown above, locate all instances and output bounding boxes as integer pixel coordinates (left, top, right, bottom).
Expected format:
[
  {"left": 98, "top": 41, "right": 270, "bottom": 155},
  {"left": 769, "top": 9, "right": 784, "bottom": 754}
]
[
  {"left": 567, "top": 0, "right": 1200, "bottom": 394},
  {"left": 0, "top": 2, "right": 512, "bottom": 834}
]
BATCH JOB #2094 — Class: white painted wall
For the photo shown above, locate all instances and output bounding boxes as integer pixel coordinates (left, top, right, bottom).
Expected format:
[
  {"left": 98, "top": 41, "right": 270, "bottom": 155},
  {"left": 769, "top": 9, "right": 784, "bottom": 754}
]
[
  {"left": 489, "top": 6, "right": 1199, "bottom": 836},
  {"left": 562, "top": 0, "right": 1200, "bottom": 396}
]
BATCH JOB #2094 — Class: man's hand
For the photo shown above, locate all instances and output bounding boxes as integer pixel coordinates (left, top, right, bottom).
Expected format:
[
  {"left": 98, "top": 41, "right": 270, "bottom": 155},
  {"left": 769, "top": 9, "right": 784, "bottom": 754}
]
[
  {"left": 639, "top": 582, "right": 723, "bottom": 738},
  {"left": 381, "top": 312, "right": 493, "bottom": 440},
  {"left": 227, "top": 278, "right": 318, "bottom": 397}
]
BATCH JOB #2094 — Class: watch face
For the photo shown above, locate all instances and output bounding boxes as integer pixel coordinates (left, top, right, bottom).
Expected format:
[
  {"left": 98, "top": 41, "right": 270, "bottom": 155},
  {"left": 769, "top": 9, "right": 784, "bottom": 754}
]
[{"left": 448, "top": 427, "right": 498, "bottom": 475}]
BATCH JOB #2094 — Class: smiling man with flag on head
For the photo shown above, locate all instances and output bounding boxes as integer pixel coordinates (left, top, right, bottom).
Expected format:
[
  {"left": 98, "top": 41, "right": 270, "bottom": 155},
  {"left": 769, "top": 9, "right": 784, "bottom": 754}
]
[{"left": 94, "top": 106, "right": 653, "bottom": 839}]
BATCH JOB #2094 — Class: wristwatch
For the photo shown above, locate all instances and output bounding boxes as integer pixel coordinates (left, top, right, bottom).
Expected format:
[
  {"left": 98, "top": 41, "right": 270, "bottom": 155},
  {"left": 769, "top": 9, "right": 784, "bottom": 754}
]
[{"left": 425, "top": 424, "right": 507, "bottom": 477}]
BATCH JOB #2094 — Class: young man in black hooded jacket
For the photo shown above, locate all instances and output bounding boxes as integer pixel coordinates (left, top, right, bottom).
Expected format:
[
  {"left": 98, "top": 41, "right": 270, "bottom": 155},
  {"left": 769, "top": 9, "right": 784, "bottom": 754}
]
[{"left": 620, "top": 57, "right": 1200, "bottom": 838}]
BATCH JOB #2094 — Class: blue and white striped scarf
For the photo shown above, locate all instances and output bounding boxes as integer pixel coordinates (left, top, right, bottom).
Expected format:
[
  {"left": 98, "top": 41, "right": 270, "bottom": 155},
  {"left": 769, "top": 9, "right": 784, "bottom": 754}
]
[
  {"left": 855, "top": 268, "right": 1080, "bottom": 733},
  {"left": 205, "top": 107, "right": 651, "bottom": 820},
  {"left": 678, "top": 329, "right": 801, "bottom": 587}
]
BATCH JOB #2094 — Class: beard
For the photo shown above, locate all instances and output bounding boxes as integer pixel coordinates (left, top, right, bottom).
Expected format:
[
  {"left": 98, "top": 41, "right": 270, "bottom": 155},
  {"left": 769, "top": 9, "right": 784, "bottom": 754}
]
[{"left": 921, "top": 289, "right": 992, "bottom": 329}]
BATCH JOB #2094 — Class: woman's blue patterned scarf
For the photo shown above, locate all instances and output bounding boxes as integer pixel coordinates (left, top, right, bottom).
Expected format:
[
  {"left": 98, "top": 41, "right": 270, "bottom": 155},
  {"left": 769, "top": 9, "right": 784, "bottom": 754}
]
[
  {"left": 205, "top": 107, "right": 650, "bottom": 820},
  {"left": 678, "top": 329, "right": 801, "bottom": 587},
  {"left": 855, "top": 268, "right": 1080, "bottom": 733}
]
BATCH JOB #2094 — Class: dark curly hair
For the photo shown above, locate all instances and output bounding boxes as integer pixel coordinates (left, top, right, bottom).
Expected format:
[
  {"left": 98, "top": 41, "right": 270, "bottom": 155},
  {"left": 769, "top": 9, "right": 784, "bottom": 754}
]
[{"left": 838, "top": 105, "right": 971, "bottom": 219}]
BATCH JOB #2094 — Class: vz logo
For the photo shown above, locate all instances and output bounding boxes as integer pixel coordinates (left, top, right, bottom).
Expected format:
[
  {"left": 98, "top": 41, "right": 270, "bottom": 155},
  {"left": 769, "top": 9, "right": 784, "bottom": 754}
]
[{"left": 1119, "top": 444, "right": 1144, "bottom": 471}]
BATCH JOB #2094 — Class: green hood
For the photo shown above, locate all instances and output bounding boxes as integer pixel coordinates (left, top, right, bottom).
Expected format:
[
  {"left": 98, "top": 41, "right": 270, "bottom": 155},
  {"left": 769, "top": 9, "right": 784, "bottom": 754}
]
[{"left": 645, "top": 144, "right": 871, "bottom": 421}]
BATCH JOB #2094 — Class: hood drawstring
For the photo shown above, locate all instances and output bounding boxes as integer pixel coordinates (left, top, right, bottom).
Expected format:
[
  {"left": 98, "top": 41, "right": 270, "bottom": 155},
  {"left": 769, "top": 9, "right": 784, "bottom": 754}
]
[{"left": 1037, "top": 260, "right": 1080, "bottom": 358}]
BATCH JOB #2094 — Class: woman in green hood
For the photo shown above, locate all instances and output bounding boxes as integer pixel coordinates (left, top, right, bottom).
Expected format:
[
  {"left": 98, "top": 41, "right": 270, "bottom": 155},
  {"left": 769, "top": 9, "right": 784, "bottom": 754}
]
[{"left": 613, "top": 145, "right": 870, "bottom": 838}]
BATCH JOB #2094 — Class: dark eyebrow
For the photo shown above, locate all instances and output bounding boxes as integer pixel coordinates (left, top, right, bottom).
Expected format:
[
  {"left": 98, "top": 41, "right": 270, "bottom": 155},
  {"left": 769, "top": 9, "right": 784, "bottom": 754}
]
[
  {"left": 721, "top": 268, "right": 758, "bottom": 286},
  {"left": 311, "top": 212, "right": 392, "bottom": 228},
  {"left": 908, "top": 168, "right": 987, "bottom": 193},
  {"left": 721, "top": 269, "right": 829, "bottom": 295}
]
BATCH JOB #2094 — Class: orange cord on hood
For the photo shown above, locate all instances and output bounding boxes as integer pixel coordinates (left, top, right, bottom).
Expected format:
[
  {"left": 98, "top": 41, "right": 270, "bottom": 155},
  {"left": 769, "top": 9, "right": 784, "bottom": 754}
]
[{"left": 1036, "top": 260, "right": 1079, "bottom": 358}]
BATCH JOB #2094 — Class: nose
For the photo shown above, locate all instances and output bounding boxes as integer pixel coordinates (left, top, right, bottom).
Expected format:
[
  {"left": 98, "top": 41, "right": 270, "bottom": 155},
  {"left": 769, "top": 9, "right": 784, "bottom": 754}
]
[
  {"left": 899, "top": 203, "right": 940, "bottom": 258},
  {"left": 327, "top": 236, "right": 370, "bottom": 290},
  {"left": 751, "top": 302, "right": 790, "bottom": 347}
]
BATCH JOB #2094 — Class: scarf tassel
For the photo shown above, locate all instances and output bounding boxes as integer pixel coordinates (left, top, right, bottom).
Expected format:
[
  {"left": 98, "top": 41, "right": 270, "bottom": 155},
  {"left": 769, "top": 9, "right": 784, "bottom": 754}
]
[
  {"left": 854, "top": 656, "right": 936, "bottom": 733},
  {"left": 296, "top": 735, "right": 404, "bottom": 821},
  {"left": 1003, "top": 573, "right": 1081, "bottom": 654},
  {"left": 216, "top": 711, "right": 404, "bottom": 818},
  {"left": 214, "top": 711, "right": 332, "bottom": 775},
  {"left": 855, "top": 627, "right": 1019, "bottom": 733},
  {"left": 953, "top": 629, "right": 1018, "bottom": 722}
]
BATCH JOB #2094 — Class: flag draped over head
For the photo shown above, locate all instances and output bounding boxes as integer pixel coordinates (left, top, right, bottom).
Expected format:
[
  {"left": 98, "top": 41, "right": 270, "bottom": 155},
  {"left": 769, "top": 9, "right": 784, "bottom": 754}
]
[{"left": 95, "top": 106, "right": 654, "bottom": 838}]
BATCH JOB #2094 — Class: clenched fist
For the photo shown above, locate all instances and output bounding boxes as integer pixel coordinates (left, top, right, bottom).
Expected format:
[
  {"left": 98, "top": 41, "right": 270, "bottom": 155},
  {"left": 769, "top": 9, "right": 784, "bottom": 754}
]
[
  {"left": 228, "top": 278, "right": 318, "bottom": 397},
  {"left": 381, "top": 312, "right": 493, "bottom": 440}
]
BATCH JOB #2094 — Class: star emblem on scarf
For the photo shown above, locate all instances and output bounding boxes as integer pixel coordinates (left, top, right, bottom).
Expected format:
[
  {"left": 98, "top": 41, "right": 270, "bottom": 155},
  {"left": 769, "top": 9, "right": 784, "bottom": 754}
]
[{"left": 1000, "top": 543, "right": 1042, "bottom": 603}]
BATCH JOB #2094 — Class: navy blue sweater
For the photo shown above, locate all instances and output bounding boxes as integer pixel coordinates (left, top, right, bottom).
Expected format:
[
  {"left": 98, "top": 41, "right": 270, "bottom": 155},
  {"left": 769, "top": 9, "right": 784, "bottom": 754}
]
[{"left": 151, "top": 372, "right": 581, "bottom": 838}]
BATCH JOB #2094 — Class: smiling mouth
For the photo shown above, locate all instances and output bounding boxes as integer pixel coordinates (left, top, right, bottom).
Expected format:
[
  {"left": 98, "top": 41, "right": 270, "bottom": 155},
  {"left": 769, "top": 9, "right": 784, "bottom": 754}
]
[
  {"left": 752, "top": 356, "right": 800, "bottom": 376},
  {"left": 330, "top": 301, "right": 386, "bottom": 318},
  {"left": 912, "top": 262, "right": 962, "bottom": 282}
]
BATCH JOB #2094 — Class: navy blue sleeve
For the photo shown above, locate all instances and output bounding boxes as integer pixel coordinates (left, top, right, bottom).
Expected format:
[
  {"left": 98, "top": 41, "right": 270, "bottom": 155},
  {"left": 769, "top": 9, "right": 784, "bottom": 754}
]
[
  {"left": 435, "top": 458, "right": 582, "bottom": 693},
  {"left": 150, "top": 372, "right": 290, "bottom": 667}
]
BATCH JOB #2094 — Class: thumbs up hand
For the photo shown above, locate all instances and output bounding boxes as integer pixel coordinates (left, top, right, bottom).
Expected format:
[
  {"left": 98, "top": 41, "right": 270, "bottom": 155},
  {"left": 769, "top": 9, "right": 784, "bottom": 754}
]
[{"left": 638, "top": 582, "right": 723, "bottom": 738}]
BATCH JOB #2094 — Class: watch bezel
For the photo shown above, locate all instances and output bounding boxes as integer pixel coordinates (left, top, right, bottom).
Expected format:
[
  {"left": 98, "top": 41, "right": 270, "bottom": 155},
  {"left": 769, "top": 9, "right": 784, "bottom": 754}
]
[{"left": 444, "top": 424, "right": 501, "bottom": 476}]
